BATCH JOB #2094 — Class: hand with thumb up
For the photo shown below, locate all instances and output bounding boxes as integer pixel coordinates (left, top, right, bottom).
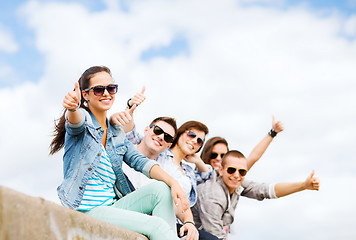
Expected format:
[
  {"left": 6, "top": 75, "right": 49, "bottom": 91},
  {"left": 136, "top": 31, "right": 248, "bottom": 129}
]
[{"left": 63, "top": 81, "right": 81, "bottom": 112}]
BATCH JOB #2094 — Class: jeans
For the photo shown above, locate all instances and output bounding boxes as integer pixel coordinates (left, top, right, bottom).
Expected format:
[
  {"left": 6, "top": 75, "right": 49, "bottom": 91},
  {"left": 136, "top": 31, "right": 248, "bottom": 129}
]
[
  {"left": 177, "top": 223, "right": 219, "bottom": 240},
  {"left": 82, "top": 181, "right": 178, "bottom": 240}
]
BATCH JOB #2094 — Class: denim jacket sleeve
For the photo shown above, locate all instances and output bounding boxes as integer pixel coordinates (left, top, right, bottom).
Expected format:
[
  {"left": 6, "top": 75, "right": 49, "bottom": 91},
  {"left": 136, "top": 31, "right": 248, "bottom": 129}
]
[
  {"left": 122, "top": 137, "right": 157, "bottom": 178},
  {"left": 64, "top": 108, "right": 86, "bottom": 136},
  {"left": 195, "top": 164, "right": 213, "bottom": 185}
]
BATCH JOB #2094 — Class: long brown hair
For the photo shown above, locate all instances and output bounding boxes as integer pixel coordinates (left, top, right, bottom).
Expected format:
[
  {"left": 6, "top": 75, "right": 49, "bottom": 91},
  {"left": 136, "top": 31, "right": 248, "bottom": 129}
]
[
  {"left": 200, "top": 137, "right": 229, "bottom": 164},
  {"left": 171, "top": 121, "right": 209, "bottom": 152},
  {"left": 49, "top": 66, "right": 111, "bottom": 155}
]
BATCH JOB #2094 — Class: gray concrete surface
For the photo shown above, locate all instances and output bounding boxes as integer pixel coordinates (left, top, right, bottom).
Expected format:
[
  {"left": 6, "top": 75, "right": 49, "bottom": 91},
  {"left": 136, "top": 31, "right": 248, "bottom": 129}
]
[{"left": 0, "top": 185, "right": 148, "bottom": 240}]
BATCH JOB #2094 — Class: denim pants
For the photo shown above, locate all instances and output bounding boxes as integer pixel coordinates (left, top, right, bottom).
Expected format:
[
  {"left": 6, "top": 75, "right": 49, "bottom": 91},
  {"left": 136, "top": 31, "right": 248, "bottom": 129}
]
[{"left": 82, "top": 181, "right": 178, "bottom": 240}]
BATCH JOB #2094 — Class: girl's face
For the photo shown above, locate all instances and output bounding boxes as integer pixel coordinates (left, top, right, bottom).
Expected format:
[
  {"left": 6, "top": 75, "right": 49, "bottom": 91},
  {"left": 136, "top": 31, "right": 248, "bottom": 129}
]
[
  {"left": 209, "top": 143, "right": 228, "bottom": 169},
  {"left": 177, "top": 128, "right": 206, "bottom": 155},
  {"left": 82, "top": 71, "right": 116, "bottom": 112}
]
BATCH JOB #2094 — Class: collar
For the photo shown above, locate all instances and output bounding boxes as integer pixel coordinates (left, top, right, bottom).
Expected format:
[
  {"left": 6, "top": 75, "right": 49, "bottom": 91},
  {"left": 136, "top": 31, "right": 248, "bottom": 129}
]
[
  {"left": 87, "top": 110, "right": 117, "bottom": 137},
  {"left": 88, "top": 110, "right": 102, "bottom": 130}
]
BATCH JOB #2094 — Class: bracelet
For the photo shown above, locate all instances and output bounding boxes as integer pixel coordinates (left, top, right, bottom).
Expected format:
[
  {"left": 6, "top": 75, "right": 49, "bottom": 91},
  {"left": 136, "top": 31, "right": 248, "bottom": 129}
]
[
  {"left": 127, "top": 98, "right": 132, "bottom": 109},
  {"left": 68, "top": 105, "right": 79, "bottom": 112},
  {"left": 183, "top": 221, "right": 195, "bottom": 226},
  {"left": 268, "top": 128, "right": 277, "bottom": 138}
]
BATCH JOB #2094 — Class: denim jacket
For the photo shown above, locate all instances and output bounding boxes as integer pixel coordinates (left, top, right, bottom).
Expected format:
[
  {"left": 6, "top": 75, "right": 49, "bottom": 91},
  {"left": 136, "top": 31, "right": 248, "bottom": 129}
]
[{"left": 57, "top": 109, "right": 157, "bottom": 210}]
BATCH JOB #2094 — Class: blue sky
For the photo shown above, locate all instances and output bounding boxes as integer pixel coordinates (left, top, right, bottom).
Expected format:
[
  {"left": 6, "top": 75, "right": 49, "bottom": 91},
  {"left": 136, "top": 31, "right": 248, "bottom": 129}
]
[
  {"left": 0, "top": 0, "right": 355, "bottom": 87},
  {"left": 0, "top": 1, "right": 355, "bottom": 239}
]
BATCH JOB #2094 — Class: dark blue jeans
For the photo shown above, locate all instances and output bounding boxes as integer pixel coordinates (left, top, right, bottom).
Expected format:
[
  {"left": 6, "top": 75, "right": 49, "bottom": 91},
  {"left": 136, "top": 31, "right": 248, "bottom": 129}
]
[{"left": 177, "top": 223, "right": 219, "bottom": 240}]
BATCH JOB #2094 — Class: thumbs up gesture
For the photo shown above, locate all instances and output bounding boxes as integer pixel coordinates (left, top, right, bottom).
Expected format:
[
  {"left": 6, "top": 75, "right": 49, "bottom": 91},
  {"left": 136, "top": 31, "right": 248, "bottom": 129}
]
[
  {"left": 63, "top": 82, "right": 81, "bottom": 112},
  {"left": 128, "top": 86, "right": 146, "bottom": 108},
  {"left": 304, "top": 170, "right": 320, "bottom": 191},
  {"left": 110, "top": 86, "right": 146, "bottom": 132},
  {"left": 110, "top": 105, "right": 137, "bottom": 127},
  {"left": 272, "top": 115, "right": 284, "bottom": 133}
]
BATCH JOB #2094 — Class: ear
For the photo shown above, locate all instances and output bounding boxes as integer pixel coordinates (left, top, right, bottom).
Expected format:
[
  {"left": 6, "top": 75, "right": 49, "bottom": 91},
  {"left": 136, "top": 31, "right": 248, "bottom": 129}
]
[
  {"left": 166, "top": 143, "right": 172, "bottom": 149},
  {"left": 82, "top": 90, "right": 88, "bottom": 101},
  {"left": 143, "top": 126, "right": 150, "bottom": 135}
]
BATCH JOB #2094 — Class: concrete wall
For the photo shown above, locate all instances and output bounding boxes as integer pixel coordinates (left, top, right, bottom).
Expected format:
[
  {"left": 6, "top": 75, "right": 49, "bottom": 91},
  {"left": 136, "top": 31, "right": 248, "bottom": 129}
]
[{"left": 0, "top": 186, "right": 148, "bottom": 240}]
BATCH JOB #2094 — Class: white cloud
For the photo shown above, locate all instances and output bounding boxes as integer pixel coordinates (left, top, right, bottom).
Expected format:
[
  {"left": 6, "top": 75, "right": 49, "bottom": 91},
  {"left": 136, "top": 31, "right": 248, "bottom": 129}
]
[{"left": 1, "top": 0, "right": 355, "bottom": 238}]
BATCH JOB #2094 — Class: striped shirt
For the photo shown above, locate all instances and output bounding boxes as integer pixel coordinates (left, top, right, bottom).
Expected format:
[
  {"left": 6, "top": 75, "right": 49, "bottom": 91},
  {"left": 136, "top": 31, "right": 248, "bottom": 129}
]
[{"left": 78, "top": 145, "right": 116, "bottom": 210}]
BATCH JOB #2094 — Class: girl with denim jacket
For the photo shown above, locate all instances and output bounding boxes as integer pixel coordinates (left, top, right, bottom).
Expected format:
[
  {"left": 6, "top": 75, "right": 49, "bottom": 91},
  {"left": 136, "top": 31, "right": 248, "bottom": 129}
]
[{"left": 50, "top": 66, "right": 189, "bottom": 240}]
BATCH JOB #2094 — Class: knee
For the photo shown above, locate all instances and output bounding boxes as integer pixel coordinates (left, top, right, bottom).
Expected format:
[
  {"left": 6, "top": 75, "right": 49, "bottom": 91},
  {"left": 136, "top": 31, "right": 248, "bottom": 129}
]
[
  {"left": 148, "top": 181, "right": 171, "bottom": 195},
  {"left": 149, "top": 181, "right": 173, "bottom": 203},
  {"left": 154, "top": 181, "right": 171, "bottom": 192}
]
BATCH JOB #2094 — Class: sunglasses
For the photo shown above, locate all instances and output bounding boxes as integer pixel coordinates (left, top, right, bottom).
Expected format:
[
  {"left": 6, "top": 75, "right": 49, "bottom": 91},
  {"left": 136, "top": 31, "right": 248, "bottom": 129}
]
[
  {"left": 84, "top": 84, "right": 118, "bottom": 96},
  {"left": 149, "top": 125, "right": 174, "bottom": 143},
  {"left": 210, "top": 152, "right": 225, "bottom": 159},
  {"left": 186, "top": 130, "right": 204, "bottom": 146},
  {"left": 226, "top": 167, "right": 247, "bottom": 176}
]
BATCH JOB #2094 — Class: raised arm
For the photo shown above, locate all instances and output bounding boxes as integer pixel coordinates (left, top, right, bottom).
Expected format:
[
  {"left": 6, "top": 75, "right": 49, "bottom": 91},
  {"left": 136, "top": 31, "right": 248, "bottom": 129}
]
[
  {"left": 247, "top": 115, "right": 284, "bottom": 170},
  {"left": 110, "top": 86, "right": 146, "bottom": 132},
  {"left": 274, "top": 170, "right": 320, "bottom": 198}
]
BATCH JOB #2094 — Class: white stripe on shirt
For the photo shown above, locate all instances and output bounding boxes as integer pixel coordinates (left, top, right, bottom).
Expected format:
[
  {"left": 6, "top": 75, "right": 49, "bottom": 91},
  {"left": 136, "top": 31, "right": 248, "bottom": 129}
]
[{"left": 78, "top": 145, "right": 116, "bottom": 210}]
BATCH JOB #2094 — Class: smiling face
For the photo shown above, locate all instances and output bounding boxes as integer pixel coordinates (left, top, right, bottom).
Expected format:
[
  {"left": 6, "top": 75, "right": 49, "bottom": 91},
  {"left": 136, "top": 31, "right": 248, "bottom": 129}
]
[
  {"left": 219, "top": 156, "right": 247, "bottom": 194},
  {"left": 177, "top": 128, "right": 206, "bottom": 155},
  {"left": 82, "top": 71, "right": 115, "bottom": 113},
  {"left": 210, "top": 143, "right": 228, "bottom": 169},
  {"left": 142, "top": 120, "right": 176, "bottom": 155}
]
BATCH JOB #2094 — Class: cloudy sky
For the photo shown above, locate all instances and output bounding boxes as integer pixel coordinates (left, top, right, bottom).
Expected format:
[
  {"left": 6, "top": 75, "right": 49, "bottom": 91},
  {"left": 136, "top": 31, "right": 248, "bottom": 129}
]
[{"left": 0, "top": 0, "right": 355, "bottom": 239}]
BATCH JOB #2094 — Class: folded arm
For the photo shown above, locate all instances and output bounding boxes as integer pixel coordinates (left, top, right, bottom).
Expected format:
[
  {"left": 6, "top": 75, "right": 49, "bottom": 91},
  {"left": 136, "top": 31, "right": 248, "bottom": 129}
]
[{"left": 149, "top": 165, "right": 190, "bottom": 213}]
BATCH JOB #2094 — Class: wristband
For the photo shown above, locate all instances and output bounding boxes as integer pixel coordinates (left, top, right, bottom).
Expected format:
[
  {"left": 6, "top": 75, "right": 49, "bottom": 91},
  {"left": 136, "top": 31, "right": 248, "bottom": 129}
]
[
  {"left": 268, "top": 128, "right": 277, "bottom": 138},
  {"left": 68, "top": 105, "right": 79, "bottom": 112},
  {"left": 127, "top": 98, "right": 132, "bottom": 109},
  {"left": 183, "top": 221, "right": 195, "bottom": 226}
]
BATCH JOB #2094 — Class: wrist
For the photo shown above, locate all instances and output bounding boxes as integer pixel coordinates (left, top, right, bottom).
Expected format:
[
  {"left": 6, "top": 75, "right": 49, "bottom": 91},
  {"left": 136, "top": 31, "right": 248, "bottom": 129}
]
[
  {"left": 166, "top": 178, "right": 179, "bottom": 188},
  {"left": 183, "top": 221, "right": 195, "bottom": 226},
  {"left": 68, "top": 105, "right": 79, "bottom": 112},
  {"left": 127, "top": 98, "right": 132, "bottom": 109},
  {"left": 302, "top": 181, "right": 308, "bottom": 190},
  {"left": 268, "top": 128, "right": 277, "bottom": 138}
]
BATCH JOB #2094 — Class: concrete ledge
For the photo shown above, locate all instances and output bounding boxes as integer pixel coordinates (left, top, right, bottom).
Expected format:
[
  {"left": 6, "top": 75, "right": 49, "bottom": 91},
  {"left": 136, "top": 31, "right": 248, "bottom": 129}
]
[{"left": 0, "top": 185, "right": 148, "bottom": 240}]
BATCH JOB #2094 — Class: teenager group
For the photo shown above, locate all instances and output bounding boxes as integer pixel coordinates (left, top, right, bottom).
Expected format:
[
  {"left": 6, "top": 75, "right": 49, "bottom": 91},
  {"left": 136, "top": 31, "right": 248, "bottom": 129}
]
[{"left": 50, "top": 66, "right": 320, "bottom": 240}]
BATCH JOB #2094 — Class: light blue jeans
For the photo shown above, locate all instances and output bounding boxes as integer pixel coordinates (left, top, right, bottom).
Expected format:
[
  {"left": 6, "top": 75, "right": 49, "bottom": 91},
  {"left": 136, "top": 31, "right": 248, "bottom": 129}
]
[{"left": 81, "top": 181, "right": 178, "bottom": 240}]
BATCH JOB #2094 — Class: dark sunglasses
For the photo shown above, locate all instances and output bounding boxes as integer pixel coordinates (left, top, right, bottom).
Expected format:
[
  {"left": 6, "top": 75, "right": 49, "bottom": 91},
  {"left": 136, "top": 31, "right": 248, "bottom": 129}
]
[
  {"left": 84, "top": 84, "right": 118, "bottom": 96},
  {"left": 226, "top": 167, "right": 247, "bottom": 176},
  {"left": 210, "top": 152, "right": 225, "bottom": 159},
  {"left": 186, "top": 130, "right": 204, "bottom": 146},
  {"left": 149, "top": 125, "right": 174, "bottom": 143}
]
